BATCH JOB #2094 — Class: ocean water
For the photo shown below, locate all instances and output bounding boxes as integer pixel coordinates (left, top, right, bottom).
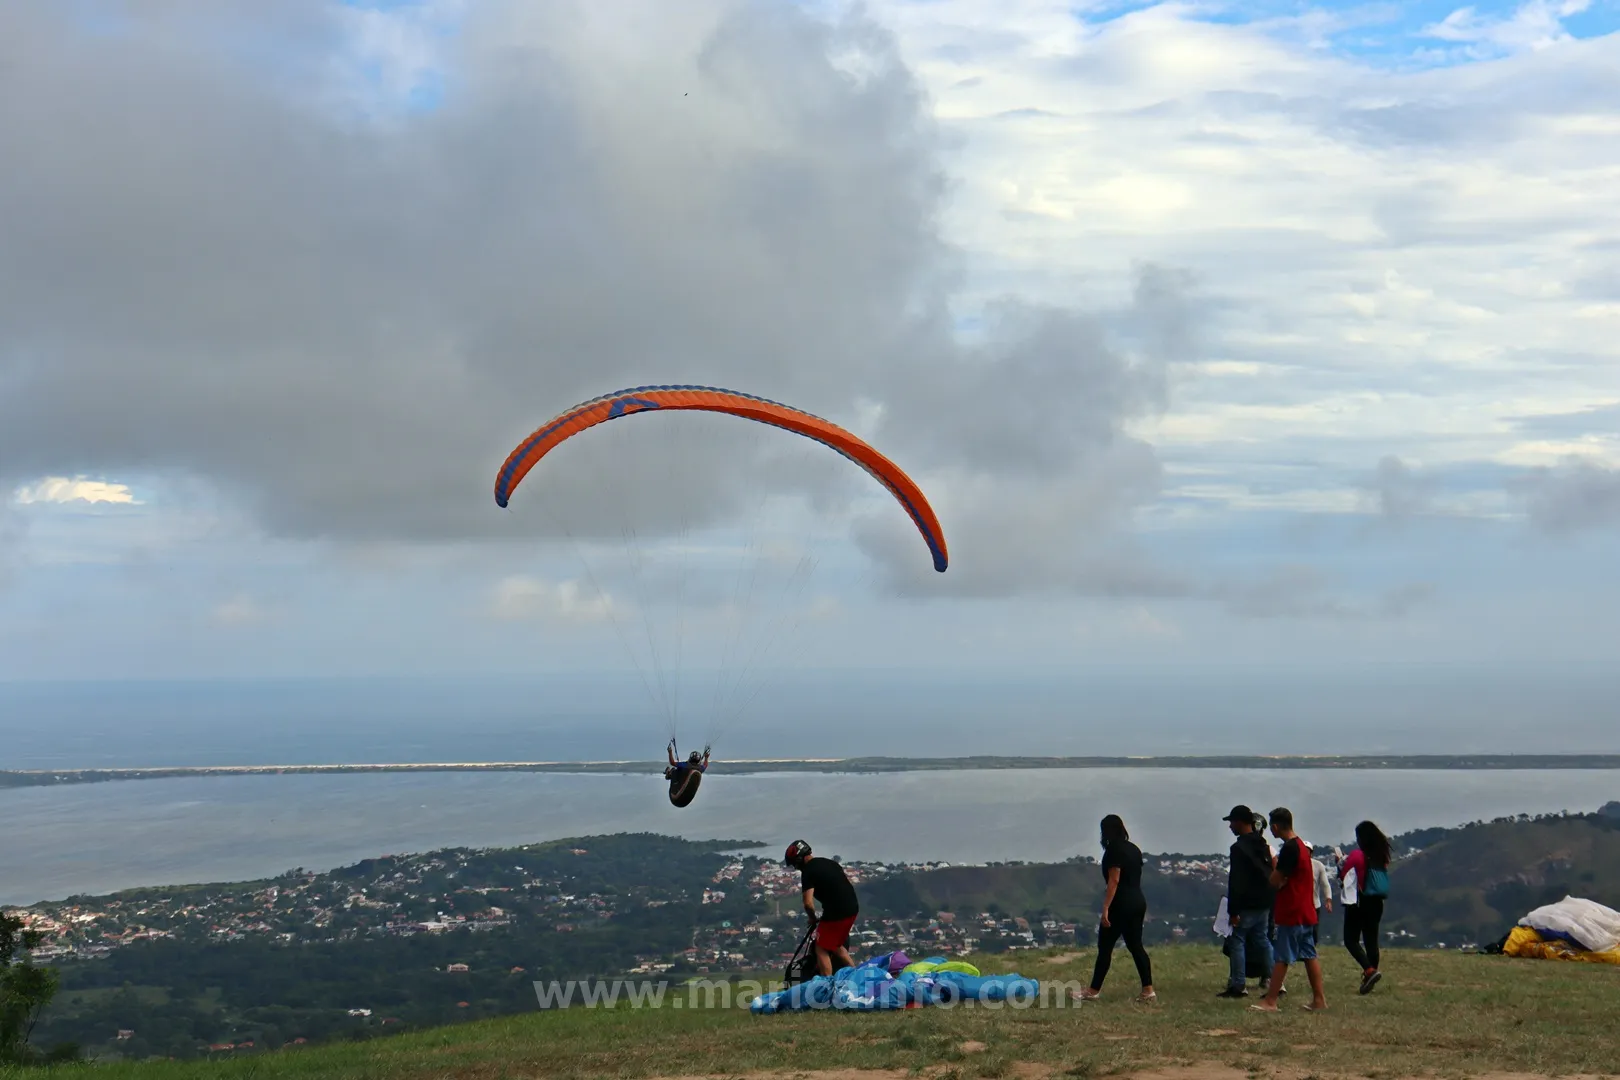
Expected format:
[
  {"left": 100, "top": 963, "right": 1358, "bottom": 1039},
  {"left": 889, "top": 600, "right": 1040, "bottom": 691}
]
[
  {"left": 4, "top": 670, "right": 1617, "bottom": 906},
  {"left": 4, "top": 768, "right": 1616, "bottom": 906}
]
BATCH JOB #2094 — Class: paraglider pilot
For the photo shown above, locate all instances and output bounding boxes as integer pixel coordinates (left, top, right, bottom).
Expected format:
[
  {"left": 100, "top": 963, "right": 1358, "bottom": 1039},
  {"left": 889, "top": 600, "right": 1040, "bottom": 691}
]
[
  {"left": 783, "top": 839, "right": 859, "bottom": 976},
  {"left": 664, "top": 740, "right": 709, "bottom": 808}
]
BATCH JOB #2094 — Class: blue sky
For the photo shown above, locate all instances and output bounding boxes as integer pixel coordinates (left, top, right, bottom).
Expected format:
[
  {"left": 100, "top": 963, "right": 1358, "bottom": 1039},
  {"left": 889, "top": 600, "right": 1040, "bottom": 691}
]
[
  {"left": 331, "top": 1, "right": 1620, "bottom": 113},
  {"left": 1127, "top": 0, "right": 1620, "bottom": 64},
  {"left": 2, "top": 0, "right": 1617, "bottom": 747}
]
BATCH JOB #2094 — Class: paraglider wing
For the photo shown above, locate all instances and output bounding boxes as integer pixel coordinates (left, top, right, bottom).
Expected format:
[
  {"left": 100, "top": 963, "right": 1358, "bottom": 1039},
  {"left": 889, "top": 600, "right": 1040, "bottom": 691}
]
[{"left": 493, "top": 384, "right": 948, "bottom": 572}]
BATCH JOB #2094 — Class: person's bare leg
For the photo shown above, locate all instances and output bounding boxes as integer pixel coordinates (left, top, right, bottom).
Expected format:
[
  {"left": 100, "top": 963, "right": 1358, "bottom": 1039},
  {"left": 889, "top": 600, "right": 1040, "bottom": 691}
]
[
  {"left": 833, "top": 946, "right": 854, "bottom": 972},
  {"left": 1254, "top": 962, "right": 1288, "bottom": 1010},
  {"left": 815, "top": 944, "right": 833, "bottom": 977},
  {"left": 1304, "top": 958, "right": 1326, "bottom": 1009}
]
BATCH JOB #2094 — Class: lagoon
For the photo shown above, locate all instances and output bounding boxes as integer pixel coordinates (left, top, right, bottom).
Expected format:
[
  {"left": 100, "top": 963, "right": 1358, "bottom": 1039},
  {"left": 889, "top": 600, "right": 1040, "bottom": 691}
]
[{"left": 4, "top": 766, "right": 1615, "bottom": 905}]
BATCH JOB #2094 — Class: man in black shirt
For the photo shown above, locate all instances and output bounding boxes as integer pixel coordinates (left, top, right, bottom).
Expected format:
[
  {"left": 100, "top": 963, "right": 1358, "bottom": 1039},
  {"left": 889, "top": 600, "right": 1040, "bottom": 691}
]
[
  {"left": 1220, "top": 804, "right": 1275, "bottom": 998},
  {"left": 783, "top": 840, "right": 859, "bottom": 976}
]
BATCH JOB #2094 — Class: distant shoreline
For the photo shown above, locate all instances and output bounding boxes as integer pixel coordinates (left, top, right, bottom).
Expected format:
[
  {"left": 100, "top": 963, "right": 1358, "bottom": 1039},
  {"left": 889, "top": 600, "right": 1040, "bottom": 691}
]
[{"left": 5, "top": 754, "right": 1620, "bottom": 788}]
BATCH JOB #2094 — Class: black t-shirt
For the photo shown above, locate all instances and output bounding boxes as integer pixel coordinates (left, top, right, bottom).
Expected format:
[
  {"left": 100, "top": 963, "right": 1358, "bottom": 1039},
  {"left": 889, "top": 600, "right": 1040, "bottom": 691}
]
[
  {"left": 1101, "top": 839, "right": 1145, "bottom": 907},
  {"left": 800, "top": 857, "right": 859, "bottom": 920}
]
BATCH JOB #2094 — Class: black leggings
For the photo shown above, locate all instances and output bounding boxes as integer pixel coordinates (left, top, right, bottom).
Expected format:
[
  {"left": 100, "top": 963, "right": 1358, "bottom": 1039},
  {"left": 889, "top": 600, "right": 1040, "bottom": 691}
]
[
  {"left": 1091, "top": 904, "right": 1152, "bottom": 990},
  {"left": 1343, "top": 898, "right": 1384, "bottom": 971}
]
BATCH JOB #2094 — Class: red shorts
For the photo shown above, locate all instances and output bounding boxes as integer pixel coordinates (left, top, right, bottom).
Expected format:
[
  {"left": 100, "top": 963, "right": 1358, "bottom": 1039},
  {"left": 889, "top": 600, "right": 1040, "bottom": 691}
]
[{"left": 815, "top": 915, "right": 857, "bottom": 952}]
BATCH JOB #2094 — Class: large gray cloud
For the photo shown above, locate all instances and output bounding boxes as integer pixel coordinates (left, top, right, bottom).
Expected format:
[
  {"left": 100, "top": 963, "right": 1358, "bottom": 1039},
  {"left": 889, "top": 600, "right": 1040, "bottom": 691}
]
[
  {"left": 0, "top": 0, "right": 1196, "bottom": 598},
  {"left": 0, "top": 505, "right": 21, "bottom": 590},
  {"left": 1516, "top": 459, "right": 1620, "bottom": 533},
  {"left": 1363, "top": 455, "right": 1437, "bottom": 521},
  {"left": 855, "top": 267, "right": 1190, "bottom": 596}
]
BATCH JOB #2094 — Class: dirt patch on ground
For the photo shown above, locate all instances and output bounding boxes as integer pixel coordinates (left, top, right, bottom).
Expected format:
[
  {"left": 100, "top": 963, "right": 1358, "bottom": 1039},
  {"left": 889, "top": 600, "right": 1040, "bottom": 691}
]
[
  {"left": 1124, "top": 1070, "right": 1607, "bottom": 1080},
  {"left": 1124, "top": 1069, "right": 1255, "bottom": 1080},
  {"left": 661, "top": 1072, "right": 1055, "bottom": 1080},
  {"left": 958, "top": 1040, "right": 988, "bottom": 1053},
  {"left": 1041, "top": 951, "right": 1089, "bottom": 964},
  {"left": 665, "top": 1071, "right": 916, "bottom": 1080},
  {"left": 663, "top": 1066, "right": 1604, "bottom": 1080},
  {"left": 1007, "top": 1066, "right": 1056, "bottom": 1080}
]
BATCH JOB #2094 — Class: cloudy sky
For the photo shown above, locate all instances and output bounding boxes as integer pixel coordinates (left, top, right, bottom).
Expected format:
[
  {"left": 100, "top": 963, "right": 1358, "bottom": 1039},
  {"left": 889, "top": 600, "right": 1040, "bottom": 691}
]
[{"left": 2, "top": 0, "right": 1617, "bottom": 713}]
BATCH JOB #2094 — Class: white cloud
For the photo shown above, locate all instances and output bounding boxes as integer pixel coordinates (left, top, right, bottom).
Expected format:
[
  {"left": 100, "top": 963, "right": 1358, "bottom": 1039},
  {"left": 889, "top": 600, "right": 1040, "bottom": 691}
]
[
  {"left": 806, "top": 594, "right": 842, "bottom": 620},
  {"left": 489, "top": 575, "right": 616, "bottom": 622},
  {"left": 13, "top": 476, "right": 141, "bottom": 506},
  {"left": 1421, "top": 0, "right": 1592, "bottom": 57},
  {"left": 5, "top": 1, "right": 1620, "bottom": 683},
  {"left": 1074, "top": 603, "right": 1181, "bottom": 641},
  {"left": 865, "top": 0, "right": 1620, "bottom": 519},
  {"left": 213, "top": 594, "right": 269, "bottom": 627}
]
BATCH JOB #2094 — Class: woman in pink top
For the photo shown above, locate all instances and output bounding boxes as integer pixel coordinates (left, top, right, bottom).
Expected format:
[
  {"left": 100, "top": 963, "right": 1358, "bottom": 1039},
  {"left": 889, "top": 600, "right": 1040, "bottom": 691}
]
[{"left": 1337, "top": 820, "right": 1390, "bottom": 994}]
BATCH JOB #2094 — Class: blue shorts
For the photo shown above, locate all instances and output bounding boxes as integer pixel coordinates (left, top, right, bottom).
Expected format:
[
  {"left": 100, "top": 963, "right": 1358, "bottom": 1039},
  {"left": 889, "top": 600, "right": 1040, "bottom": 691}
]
[{"left": 1274, "top": 923, "right": 1318, "bottom": 964}]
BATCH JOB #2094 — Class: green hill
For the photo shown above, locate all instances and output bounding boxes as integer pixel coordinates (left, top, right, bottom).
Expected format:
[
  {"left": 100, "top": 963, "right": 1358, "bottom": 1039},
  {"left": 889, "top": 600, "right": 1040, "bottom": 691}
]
[
  {"left": 862, "top": 810, "right": 1620, "bottom": 951},
  {"left": 3, "top": 944, "right": 1616, "bottom": 1079},
  {"left": 1384, "top": 811, "right": 1620, "bottom": 947},
  {"left": 856, "top": 810, "right": 1620, "bottom": 954},
  {"left": 15, "top": 813, "right": 1620, "bottom": 1066}
]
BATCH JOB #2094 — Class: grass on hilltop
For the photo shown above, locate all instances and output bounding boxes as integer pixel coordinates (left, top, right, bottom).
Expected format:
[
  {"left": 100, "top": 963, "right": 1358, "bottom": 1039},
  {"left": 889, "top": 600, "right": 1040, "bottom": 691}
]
[{"left": 4, "top": 944, "right": 1617, "bottom": 1079}]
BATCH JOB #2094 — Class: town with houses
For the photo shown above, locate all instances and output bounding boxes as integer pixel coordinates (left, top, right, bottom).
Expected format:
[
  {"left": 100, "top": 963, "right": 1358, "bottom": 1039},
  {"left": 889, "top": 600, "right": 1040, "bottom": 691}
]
[
  {"left": 7, "top": 832, "right": 1446, "bottom": 1060},
  {"left": 5, "top": 814, "right": 1590, "bottom": 1060},
  {"left": 8, "top": 843, "right": 1229, "bottom": 976}
]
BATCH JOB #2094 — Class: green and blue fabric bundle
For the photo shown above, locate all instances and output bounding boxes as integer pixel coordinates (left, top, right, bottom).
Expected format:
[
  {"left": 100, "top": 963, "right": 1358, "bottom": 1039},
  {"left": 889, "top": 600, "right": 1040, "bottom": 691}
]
[{"left": 750, "top": 953, "right": 1039, "bottom": 1014}]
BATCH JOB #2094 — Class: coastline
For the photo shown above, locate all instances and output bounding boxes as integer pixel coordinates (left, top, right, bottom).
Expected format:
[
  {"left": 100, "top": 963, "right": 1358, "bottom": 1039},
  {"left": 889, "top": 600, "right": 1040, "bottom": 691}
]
[{"left": 7, "top": 752, "right": 1620, "bottom": 787}]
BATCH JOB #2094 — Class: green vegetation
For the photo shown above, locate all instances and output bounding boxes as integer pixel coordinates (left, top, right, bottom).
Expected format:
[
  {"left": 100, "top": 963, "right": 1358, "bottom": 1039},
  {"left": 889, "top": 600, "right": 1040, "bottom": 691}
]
[
  {"left": 12, "top": 812, "right": 1620, "bottom": 1066},
  {"left": 0, "top": 912, "right": 74, "bottom": 1066},
  {"left": 2, "top": 945, "right": 1616, "bottom": 1079},
  {"left": 20, "top": 836, "right": 768, "bottom": 1062},
  {"left": 1383, "top": 809, "right": 1620, "bottom": 947}
]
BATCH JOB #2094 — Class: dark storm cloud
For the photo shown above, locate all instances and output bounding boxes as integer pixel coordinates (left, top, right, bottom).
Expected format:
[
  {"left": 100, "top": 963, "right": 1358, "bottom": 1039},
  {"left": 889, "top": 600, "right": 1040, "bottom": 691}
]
[
  {"left": 0, "top": 0, "right": 1198, "bottom": 599},
  {"left": 1515, "top": 459, "right": 1620, "bottom": 533},
  {"left": 852, "top": 265, "right": 1194, "bottom": 595},
  {"left": 0, "top": 0, "right": 938, "bottom": 540},
  {"left": 0, "top": 506, "right": 22, "bottom": 589},
  {"left": 1363, "top": 455, "right": 1437, "bottom": 521}
]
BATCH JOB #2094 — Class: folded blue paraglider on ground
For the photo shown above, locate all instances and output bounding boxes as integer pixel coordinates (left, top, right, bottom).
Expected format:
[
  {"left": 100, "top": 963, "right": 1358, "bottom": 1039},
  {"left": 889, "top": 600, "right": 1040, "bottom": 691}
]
[{"left": 750, "top": 953, "right": 1040, "bottom": 1014}]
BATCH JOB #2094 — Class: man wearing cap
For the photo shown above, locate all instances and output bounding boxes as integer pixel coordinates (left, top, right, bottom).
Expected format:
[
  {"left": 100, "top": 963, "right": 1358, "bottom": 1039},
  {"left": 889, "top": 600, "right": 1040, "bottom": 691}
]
[
  {"left": 782, "top": 840, "right": 859, "bottom": 977},
  {"left": 1219, "top": 804, "right": 1275, "bottom": 999}
]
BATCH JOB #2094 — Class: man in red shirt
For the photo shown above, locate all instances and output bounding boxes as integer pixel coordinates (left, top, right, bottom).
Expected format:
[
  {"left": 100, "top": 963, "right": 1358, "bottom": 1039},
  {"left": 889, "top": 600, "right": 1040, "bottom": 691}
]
[{"left": 1252, "top": 807, "right": 1326, "bottom": 1012}]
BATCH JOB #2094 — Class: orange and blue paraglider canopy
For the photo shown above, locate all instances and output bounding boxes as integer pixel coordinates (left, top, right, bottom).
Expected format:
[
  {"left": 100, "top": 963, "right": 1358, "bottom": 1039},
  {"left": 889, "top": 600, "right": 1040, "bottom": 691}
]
[{"left": 493, "top": 384, "right": 948, "bottom": 572}]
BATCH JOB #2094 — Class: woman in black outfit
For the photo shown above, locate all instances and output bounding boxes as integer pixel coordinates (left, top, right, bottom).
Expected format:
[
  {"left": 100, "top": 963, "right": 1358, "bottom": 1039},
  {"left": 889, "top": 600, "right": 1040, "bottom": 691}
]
[{"left": 1078, "top": 814, "right": 1156, "bottom": 1002}]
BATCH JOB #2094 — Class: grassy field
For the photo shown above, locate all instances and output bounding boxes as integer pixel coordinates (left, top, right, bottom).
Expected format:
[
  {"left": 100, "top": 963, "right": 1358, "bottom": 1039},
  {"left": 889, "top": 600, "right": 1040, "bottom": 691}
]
[{"left": 6, "top": 944, "right": 1617, "bottom": 1079}]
